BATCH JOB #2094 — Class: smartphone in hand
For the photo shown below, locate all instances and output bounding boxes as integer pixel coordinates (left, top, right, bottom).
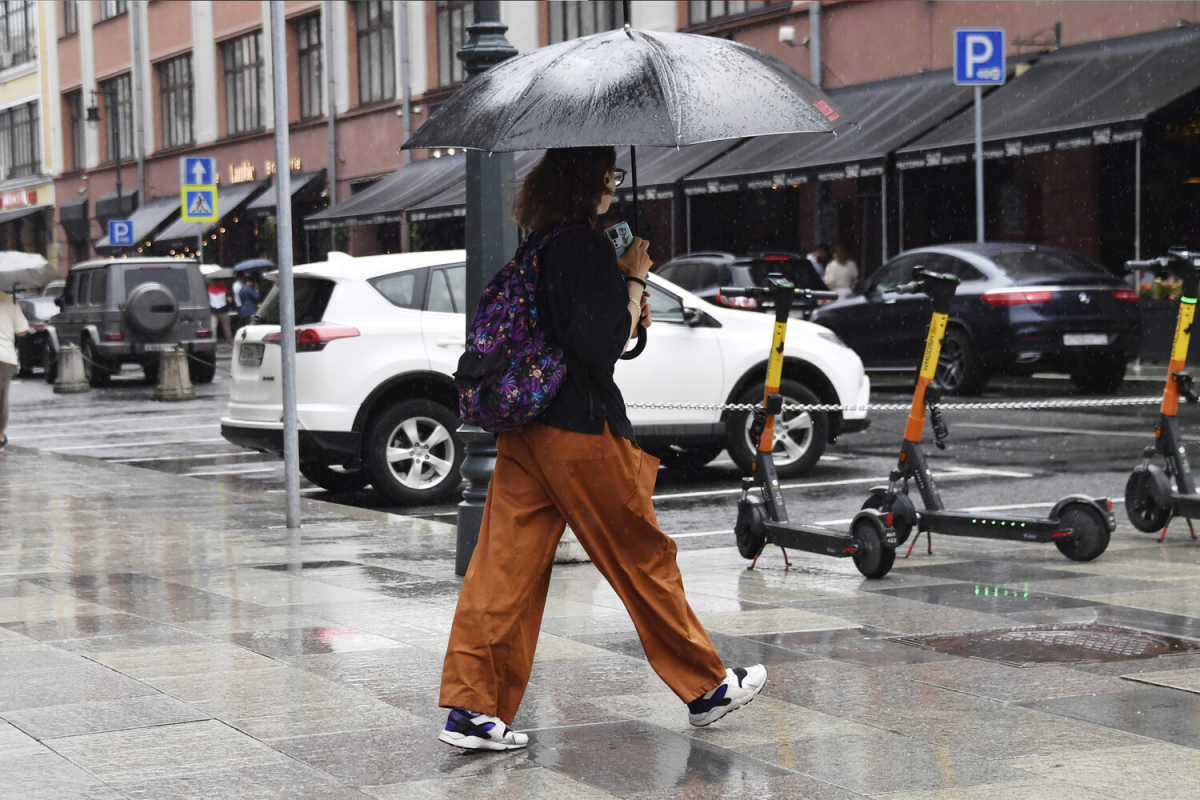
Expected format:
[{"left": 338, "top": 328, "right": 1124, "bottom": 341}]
[{"left": 606, "top": 221, "right": 634, "bottom": 257}]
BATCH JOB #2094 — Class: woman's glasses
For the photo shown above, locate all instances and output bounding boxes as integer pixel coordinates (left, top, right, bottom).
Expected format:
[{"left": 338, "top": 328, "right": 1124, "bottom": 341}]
[{"left": 611, "top": 168, "right": 627, "bottom": 188}]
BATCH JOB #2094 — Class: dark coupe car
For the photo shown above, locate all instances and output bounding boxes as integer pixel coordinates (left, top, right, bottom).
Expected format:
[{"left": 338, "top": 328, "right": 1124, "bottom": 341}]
[
  {"left": 811, "top": 244, "right": 1140, "bottom": 394},
  {"left": 651, "top": 252, "right": 828, "bottom": 313}
]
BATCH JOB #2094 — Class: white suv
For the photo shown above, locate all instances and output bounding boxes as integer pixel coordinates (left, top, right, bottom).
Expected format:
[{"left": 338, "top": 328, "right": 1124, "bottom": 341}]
[{"left": 221, "top": 250, "right": 870, "bottom": 505}]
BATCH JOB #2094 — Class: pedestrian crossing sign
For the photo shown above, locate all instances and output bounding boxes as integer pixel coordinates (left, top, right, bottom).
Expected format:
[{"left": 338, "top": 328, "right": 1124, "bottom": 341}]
[{"left": 181, "top": 187, "right": 218, "bottom": 222}]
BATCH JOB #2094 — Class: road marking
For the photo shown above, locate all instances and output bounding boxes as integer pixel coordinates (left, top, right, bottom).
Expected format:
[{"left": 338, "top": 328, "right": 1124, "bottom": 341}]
[
  {"left": 652, "top": 467, "right": 1033, "bottom": 501},
  {"left": 188, "top": 465, "right": 283, "bottom": 477},
  {"left": 958, "top": 422, "right": 1180, "bottom": 441},
  {"left": 16, "top": 424, "right": 218, "bottom": 442},
  {"left": 109, "top": 451, "right": 263, "bottom": 464},
  {"left": 47, "top": 438, "right": 228, "bottom": 451},
  {"left": 9, "top": 412, "right": 218, "bottom": 430}
]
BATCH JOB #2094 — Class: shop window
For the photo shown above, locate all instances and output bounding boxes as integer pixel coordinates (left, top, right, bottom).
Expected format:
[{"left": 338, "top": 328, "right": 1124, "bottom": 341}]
[
  {"left": 65, "top": 91, "right": 84, "bottom": 171},
  {"left": 101, "top": 73, "right": 133, "bottom": 162},
  {"left": 159, "top": 54, "right": 193, "bottom": 149},
  {"left": 547, "top": 1, "right": 623, "bottom": 44},
  {"left": 296, "top": 15, "right": 323, "bottom": 119},
  {"left": 0, "top": 100, "right": 41, "bottom": 179},
  {"left": 0, "top": 1, "right": 37, "bottom": 70},
  {"left": 356, "top": 1, "right": 394, "bottom": 104},
  {"left": 223, "top": 33, "right": 263, "bottom": 135},
  {"left": 62, "top": 1, "right": 77, "bottom": 36},
  {"left": 98, "top": 1, "right": 127, "bottom": 22},
  {"left": 436, "top": 1, "right": 472, "bottom": 87},
  {"left": 688, "top": 1, "right": 788, "bottom": 26}
]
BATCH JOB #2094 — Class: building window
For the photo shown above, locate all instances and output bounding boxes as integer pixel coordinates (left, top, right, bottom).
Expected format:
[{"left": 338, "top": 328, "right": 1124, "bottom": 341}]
[
  {"left": 98, "top": 1, "right": 127, "bottom": 22},
  {"left": 437, "top": 1, "right": 472, "bottom": 86},
  {"left": 101, "top": 73, "right": 133, "bottom": 162},
  {"left": 159, "top": 54, "right": 193, "bottom": 148},
  {"left": 0, "top": 1, "right": 37, "bottom": 69},
  {"left": 355, "top": 1, "right": 394, "bottom": 104},
  {"left": 65, "top": 91, "right": 83, "bottom": 170},
  {"left": 688, "top": 1, "right": 788, "bottom": 25},
  {"left": 0, "top": 100, "right": 41, "bottom": 179},
  {"left": 223, "top": 32, "right": 263, "bottom": 134},
  {"left": 296, "top": 14, "right": 323, "bottom": 119},
  {"left": 63, "top": 1, "right": 78, "bottom": 36},
  {"left": 547, "top": 1, "right": 623, "bottom": 44}
]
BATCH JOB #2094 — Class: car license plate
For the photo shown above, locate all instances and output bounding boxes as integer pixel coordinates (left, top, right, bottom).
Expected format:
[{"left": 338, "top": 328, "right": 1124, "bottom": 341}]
[
  {"left": 143, "top": 343, "right": 175, "bottom": 352},
  {"left": 239, "top": 343, "right": 265, "bottom": 366},
  {"left": 1063, "top": 333, "right": 1109, "bottom": 346}
]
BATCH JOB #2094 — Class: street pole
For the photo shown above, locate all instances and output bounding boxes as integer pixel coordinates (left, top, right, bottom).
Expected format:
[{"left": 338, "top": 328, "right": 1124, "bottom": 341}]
[
  {"left": 974, "top": 84, "right": 984, "bottom": 243},
  {"left": 324, "top": 1, "right": 337, "bottom": 210},
  {"left": 271, "top": 1, "right": 302, "bottom": 529},
  {"left": 809, "top": 1, "right": 822, "bottom": 88},
  {"left": 455, "top": 0, "right": 518, "bottom": 576}
]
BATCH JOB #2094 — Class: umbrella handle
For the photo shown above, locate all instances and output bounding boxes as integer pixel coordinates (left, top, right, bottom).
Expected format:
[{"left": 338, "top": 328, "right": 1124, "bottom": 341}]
[{"left": 619, "top": 325, "right": 647, "bottom": 360}]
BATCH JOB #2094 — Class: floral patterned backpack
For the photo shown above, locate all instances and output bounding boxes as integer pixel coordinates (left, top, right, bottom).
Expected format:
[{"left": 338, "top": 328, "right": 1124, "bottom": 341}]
[{"left": 454, "top": 225, "right": 584, "bottom": 433}]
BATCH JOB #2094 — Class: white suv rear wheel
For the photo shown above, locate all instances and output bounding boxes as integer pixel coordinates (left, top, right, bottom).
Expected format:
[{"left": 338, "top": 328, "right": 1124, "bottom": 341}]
[{"left": 365, "top": 399, "right": 464, "bottom": 505}]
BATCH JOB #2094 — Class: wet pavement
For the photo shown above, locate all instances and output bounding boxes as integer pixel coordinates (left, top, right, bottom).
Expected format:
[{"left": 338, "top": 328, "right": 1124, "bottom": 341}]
[{"left": 5, "top": 419, "right": 1200, "bottom": 798}]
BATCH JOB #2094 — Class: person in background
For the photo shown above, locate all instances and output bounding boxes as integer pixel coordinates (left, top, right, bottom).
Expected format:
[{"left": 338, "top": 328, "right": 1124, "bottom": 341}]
[
  {"left": 208, "top": 280, "right": 234, "bottom": 343},
  {"left": 806, "top": 244, "right": 829, "bottom": 280},
  {"left": 231, "top": 275, "right": 245, "bottom": 332},
  {"left": 237, "top": 278, "right": 261, "bottom": 327},
  {"left": 0, "top": 291, "right": 29, "bottom": 453},
  {"left": 823, "top": 243, "right": 859, "bottom": 298}
]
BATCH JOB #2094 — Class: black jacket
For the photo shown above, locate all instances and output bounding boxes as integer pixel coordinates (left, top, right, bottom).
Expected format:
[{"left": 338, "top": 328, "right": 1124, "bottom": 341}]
[{"left": 534, "top": 226, "right": 635, "bottom": 441}]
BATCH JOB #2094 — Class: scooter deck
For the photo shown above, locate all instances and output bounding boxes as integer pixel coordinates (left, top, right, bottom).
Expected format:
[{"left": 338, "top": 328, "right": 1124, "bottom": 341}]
[
  {"left": 919, "top": 509, "right": 1069, "bottom": 543},
  {"left": 1170, "top": 493, "right": 1200, "bottom": 517},
  {"left": 765, "top": 522, "right": 859, "bottom": 558}
]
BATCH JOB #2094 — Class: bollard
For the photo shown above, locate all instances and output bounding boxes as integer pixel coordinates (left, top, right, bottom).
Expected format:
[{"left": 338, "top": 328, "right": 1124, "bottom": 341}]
[
  {"left": 154, "top": 346, "right": 195, "bottom": 402},
  {"left": 555, "top": 526, "right": 591, "bottom": 564},
  {"left": 52, "top": 344, "right": 90, "bottom": 394}
]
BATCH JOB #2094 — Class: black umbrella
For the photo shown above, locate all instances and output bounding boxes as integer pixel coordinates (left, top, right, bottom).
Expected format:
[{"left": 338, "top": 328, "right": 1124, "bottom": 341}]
[{"left": 402, "top": 17, "right": 847, "bottom": 234}]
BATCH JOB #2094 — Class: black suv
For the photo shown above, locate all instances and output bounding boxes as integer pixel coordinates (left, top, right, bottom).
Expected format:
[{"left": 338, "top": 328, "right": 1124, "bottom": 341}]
[
  {"left": 49, "top": 258, "right": 217, "bottom": 387},
  {"left": 651, "top": 252, "right": 829, "bottom": 313}
]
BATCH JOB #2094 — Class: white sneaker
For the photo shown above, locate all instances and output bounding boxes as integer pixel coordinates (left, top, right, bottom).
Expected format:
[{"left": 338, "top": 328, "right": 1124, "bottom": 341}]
[
  {"left": 438, "top": 707, "right": 529, "bottom": 751},
  {"left": 687, "top": 665, "right": 767, "bottom": 727}
]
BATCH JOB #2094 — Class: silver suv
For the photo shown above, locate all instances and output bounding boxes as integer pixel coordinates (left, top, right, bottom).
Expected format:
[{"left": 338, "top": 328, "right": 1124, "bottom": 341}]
[{"left": 49, "top": 258, "right": 217, "bottom": 386}]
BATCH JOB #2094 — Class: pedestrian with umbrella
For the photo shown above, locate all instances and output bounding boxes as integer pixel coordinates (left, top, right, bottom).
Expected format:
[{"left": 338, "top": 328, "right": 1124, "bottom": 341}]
[
  {"left": 0, "top": 253, "right": 57, "bottom": 452},
  {"left": 409, "top": 12, "right": 846, "bottom": 752}
]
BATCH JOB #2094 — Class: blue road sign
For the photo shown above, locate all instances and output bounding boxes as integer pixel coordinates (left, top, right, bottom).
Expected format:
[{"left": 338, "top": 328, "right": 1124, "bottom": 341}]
[
  {"left": 182, "top": 188, "right": 217, "bottom": 222},
  {"left": 954, "top": 29, "right": 1005, "bottom": 85},
  {"left": 108, "top": 219, "right": 134, "bottom": 247},
  {"left": 182, "top": 156, "right": 216, "bottom": 187}
]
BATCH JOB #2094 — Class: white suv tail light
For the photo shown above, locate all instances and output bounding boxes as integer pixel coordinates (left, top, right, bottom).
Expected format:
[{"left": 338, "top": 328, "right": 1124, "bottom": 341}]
[{"left": 263, "top": 323, "right": 360, "bottom": 352}]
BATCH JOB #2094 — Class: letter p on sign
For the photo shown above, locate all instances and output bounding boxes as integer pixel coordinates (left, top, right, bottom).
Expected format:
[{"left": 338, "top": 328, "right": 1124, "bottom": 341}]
[{"left": 955, "top": 29, "right": 1005, "bottom": 85}]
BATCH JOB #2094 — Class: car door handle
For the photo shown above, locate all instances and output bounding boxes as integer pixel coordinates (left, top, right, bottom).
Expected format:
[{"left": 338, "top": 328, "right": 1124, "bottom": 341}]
[{"left": 436, "top": 337, "right": 465, "bottom": 348}]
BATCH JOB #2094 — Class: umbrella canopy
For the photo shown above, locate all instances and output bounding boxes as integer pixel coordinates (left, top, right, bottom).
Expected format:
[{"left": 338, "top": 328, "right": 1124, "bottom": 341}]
[
  {"left": 403, "top": 27, "right": 844, "bottom": 153},
  {"left": 233, "top": 258, "right": 275, "bottom": 274},
  {"left": 0, "top": 251, "right": 57, "bottom": 294}
]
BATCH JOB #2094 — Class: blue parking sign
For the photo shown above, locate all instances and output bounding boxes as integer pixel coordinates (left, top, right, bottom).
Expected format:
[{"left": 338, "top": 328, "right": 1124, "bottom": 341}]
[
  {"left": 954, "top": 29, "right": 1005, "bottom": 85},
  {"left": 108, "top": 219, "right": 134, "bottom": 247}
]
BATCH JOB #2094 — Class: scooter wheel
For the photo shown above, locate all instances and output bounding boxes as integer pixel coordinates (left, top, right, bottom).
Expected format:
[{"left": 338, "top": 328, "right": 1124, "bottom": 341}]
[
  {"left": 851, "top": 515, "right": 895, "bottom": 579},
  {"left": 862, "top": 493, "right": 916, "bottom": 545},
  {"left": 1055, "top": 502, "right": 1110, "bottom": 562},
  {"left": 735, "top": 497, "right": 769, "bottom": 560},
  {"left": 1125, "top": 465, "right": 1172, "bottom": 533}
]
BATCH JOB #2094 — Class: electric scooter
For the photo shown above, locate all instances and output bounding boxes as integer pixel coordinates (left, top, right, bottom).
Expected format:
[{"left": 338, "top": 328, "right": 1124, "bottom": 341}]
[
  {"left": 728, "top": 275, "right": 899, "bottom": 579},
  {"left": 1124, "top": 248, "right": 1200, "bottom": 541},
  {"left": 863, "top": 268, "right": 1114, "bottom": 563}
]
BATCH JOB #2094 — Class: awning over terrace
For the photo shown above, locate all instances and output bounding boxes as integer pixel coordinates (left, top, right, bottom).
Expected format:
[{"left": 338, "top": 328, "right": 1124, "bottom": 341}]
[
  {"left": 94, "top": 195, "right": 179, "bottom": 249},
  {"left": 304, "top": 154, "right": 466, "bottom": 230}
]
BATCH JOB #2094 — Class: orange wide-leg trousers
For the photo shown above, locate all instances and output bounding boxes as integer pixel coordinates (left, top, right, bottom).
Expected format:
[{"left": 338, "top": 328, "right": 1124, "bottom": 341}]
[{"left": 439, "top": 422, "right": 727, "bottom": 724}]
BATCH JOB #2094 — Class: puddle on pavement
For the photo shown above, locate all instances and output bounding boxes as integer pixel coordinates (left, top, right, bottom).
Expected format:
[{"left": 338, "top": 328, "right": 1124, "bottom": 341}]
[{"left": 894, "top": 624, "right": 1200, "bottom": 666}]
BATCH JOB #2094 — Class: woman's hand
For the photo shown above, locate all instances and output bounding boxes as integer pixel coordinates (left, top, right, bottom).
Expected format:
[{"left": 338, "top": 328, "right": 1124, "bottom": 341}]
[{"left": 617, "top": 237, "right": 652, "bottom": 282}]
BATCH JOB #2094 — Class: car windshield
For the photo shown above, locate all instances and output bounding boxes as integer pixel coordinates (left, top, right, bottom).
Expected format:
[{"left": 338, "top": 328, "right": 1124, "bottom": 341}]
[
  {"left": 123, "top": 267, "right": 192, "bottom": 302},
  {"left": 256, "top": 277, "right": 336, "bottom": 325},
  {"left": 991, "top": 250, "right": 1108, "bottom": 279}
]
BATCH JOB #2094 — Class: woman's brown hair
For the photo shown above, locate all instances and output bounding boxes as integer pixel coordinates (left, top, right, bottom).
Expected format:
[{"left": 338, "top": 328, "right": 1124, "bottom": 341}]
[{"left": 513, "top": 147, "right": 617, "bottom": 232}]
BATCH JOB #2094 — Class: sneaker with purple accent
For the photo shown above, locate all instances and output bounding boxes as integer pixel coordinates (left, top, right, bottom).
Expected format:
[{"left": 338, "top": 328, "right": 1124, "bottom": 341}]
[
  {"left": 687, "top": 665, "right": 767, "bottom": 727},
  {"left": 438, "top": 707, "right": 529, "bottom": 751}
]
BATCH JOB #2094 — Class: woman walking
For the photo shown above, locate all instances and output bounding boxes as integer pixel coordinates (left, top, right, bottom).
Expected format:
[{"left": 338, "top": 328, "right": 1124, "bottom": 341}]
[
  {"left": 438, "top": 147, "right": 765, "bottom": 751},
  {"left": 0, "top": 291, "right": 29, "bottom": 452}
]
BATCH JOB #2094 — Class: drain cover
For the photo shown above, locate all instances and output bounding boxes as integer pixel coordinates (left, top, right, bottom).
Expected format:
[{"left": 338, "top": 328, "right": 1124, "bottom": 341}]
[{"left": 895, "top": 624, "right": 1200, "bottom": 665}]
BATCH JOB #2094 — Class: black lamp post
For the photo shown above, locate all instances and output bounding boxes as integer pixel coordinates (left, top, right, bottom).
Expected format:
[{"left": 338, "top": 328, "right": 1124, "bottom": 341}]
[
  {"left": 87, "top": 89, "right": 123, "bottom": 218},
  {"left": 455, "top": 1, "right": 518, "bottom": 576}
]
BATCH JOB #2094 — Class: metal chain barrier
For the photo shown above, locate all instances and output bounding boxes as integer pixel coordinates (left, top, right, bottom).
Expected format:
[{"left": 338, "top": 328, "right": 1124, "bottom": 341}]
[{"left": 626, "top": 396, "right": 1162, "bottom": 413}]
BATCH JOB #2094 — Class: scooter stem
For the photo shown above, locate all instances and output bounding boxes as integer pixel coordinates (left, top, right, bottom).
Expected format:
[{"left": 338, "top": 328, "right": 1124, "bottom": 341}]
[{"left": 1162, "top": 270, "right": 1200, "bottom": 417}]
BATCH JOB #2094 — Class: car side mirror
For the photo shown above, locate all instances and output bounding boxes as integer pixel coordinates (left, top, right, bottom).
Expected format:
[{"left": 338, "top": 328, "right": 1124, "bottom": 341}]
[
  {"left": 54, "top": 295, "right": 64, "bottom": 308},
  {"left": 682, "top": 307, "right": 703, "bottom": 327}
]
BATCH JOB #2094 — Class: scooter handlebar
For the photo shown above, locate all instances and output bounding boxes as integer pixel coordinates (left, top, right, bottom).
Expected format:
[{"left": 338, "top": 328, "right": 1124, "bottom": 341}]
[
  {"left": 1125, "top": 257, "right": 1171, "bottom": 272},
  {"left": 803, "top": 289, "right": 840, "bottom": 302},
  {"left": 718, "top": 286, "right": 758, "bottom": 298}
]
